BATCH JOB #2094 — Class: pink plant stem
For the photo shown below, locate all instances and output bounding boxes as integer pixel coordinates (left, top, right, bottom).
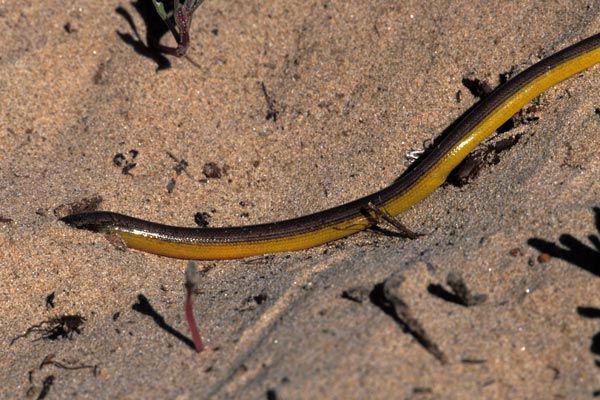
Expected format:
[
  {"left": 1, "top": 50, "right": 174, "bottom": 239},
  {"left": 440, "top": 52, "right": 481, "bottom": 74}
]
[{"left": 185, "top": 287, "right": 204, "bottom": 353}]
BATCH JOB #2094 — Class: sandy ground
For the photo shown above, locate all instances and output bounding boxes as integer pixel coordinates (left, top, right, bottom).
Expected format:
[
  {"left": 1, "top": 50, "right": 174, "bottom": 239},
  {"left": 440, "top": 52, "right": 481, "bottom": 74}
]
[{"left": 1, "top": 0, "right": 600, "bottom": 398}]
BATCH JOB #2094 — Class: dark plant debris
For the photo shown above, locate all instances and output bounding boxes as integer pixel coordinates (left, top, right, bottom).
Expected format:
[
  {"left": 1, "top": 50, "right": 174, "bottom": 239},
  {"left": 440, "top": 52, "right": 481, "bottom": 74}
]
[
  {"left": 113, "top": 149, "right": 139, "bottom": 175},
  {"left": 462, "top": 70, "right": 540, "bottom": 132},
  {"left": 261, "top": 82, "right": 279, "bottom": 122},
  {"left": 461, "top": 358, "right": 487, "bottom": 364},
  {"left": 40, "top": 354, "right": 99, "bottom": 375},
  {"left": 194, "top": 211, "right": 212, "bottom": 227},
  {"left": 239, "top": 291, "right": 269, "bottom": 312},
  {"left": 53, "top": 195, "right": 103, "bottom": 218},
  {"left": 448, "top": 134, "right": 523, "bottom": 187},
  {"left": 461, "top": 76, "right": 493, "bottom": 99},
  {"left": 449, "top": 70, "right": 541, "bottom": 186},
  {"left": 509, "top": 247, "right": 523, "bottom": 257},
  {"left": 166, "top": 151, "right": 192, "bottom": 193},
  {"left": 253, "top": 291, "right": 268, "bottom": 305},
  {"left": 63, "top": 22, "right": 76, "bottom": 34},
  {"left": 45, "top": 292, "right": 56, "bottom": 309},
  {"left": 10, "top": 315, "right": 86, "bottom": 345},
  {"left": 36, "top": 375, "right": 55, "bottom": 400},
  {"left": 202, "top": 162, "right": 225, "bottom": 179}
]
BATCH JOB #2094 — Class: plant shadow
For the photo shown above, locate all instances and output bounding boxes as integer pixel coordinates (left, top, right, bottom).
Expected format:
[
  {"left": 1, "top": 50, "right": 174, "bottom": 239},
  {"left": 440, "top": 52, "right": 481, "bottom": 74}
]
[
  {"left": 527, "top": 207, "right": 600, "bottom": 277},
  {"left": 132, "top": 294, "right": 196, "bottom": 350},
  {"left": 115, "top": 1, "right": 172, "bottom": 70},
  {"left": 528, "top": 206, "right": 600, "bottom": 395}
]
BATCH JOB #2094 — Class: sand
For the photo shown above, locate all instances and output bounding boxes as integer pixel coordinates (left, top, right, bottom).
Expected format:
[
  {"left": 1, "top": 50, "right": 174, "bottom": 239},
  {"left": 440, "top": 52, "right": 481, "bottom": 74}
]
[{"left": 1, "top": 0, "right": 599, "bottom": 398}]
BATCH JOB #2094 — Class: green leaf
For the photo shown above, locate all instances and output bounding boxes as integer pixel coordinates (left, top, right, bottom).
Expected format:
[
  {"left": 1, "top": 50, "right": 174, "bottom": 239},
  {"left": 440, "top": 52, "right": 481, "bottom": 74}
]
[{"left": 151, "top": 0, "right": 169, "bottom": 21}]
